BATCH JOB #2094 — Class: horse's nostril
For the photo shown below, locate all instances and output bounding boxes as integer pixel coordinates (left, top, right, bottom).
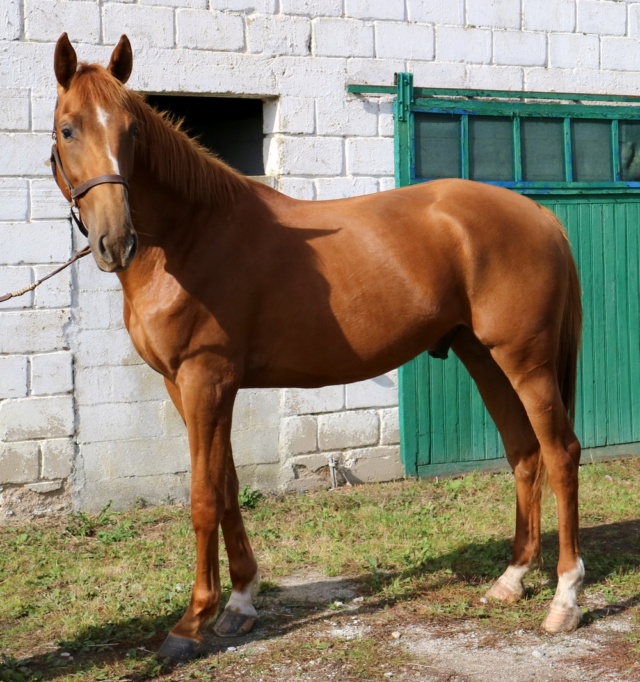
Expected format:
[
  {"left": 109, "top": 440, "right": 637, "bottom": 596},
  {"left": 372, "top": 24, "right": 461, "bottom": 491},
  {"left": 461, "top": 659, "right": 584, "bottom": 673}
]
[{"left": 98, "top": 235, "right": 113, "bottom": 263}]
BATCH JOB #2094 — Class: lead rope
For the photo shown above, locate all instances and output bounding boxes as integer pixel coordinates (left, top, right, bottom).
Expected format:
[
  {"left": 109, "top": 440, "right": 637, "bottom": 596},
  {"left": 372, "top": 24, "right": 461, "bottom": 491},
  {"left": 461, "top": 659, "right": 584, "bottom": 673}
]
[{"left": 0, "top": 245, "right": 91, "bottom": 303}]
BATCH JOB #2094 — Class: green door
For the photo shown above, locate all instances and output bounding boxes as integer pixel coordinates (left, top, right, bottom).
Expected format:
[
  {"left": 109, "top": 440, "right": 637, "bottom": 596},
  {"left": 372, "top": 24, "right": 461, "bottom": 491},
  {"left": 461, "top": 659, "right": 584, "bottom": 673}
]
[
  {"left": 400, "top": 196, "right": 640, "bottom": 477},
  {"left": 387, "top": 75, "right": 640, "bottom": 477}
]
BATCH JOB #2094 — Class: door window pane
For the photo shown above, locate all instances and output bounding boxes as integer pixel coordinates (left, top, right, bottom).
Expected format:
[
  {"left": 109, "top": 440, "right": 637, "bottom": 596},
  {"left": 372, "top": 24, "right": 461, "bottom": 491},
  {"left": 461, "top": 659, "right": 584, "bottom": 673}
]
[
  {"left": 521, "top": 118, "right": 564, "bottom": 181},
  {"left": 572, "top": 120, "right": 612, "bottom": 181},
  {"left": 619, "top": 121, "right": 640, "bottom": 181},
  {"left": 415, "top": 113, "right": 461, "bottom": 179},
  {"left": 469, "top": 116, "right": 513, "bottom": 181}
]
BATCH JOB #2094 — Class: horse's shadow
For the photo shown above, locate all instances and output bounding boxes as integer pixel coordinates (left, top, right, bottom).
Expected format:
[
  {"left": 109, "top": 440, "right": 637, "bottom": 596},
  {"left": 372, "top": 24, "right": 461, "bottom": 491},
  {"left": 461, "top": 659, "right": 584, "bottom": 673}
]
[{"left": 3, "top": 519, "right": 639, "bottom": 679}]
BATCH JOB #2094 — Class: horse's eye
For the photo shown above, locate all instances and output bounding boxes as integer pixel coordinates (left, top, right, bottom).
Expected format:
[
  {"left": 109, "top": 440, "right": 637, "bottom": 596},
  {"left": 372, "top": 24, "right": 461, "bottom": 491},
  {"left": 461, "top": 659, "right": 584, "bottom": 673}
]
[{"left": 61, "top": 127, "right": 72, "bottom": 140}]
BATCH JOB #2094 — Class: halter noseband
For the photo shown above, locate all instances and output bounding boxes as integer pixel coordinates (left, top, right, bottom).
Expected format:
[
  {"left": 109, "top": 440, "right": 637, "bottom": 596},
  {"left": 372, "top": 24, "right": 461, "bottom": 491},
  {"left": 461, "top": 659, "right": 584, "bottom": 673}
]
[{"left": 50, "top": 131, "right": 129, "bottom": 237}]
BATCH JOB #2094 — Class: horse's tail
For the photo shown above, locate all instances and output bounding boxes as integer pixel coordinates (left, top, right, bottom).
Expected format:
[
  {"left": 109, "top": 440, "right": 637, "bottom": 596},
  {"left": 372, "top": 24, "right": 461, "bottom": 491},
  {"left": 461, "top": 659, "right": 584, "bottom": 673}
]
[
  {"left": 534, "top": 208, "right": 582, "bottom": 495},
  {"left": 553, "top": 217, "right": 583, "bottom": 425}
]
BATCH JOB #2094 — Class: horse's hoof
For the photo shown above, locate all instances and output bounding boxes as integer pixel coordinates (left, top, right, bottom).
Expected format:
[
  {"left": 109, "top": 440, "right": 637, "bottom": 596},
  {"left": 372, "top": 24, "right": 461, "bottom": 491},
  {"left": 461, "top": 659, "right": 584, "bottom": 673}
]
[
  {"left": 542, "top": 605, "right": 582, "bottom": 634},
  {"left": 158, "top": 632, "right": 208, "bottom": 661},
  {"left": 485, "top": 578, "right": 524, "bottom": 604},
  {"left": 213, "top": 608, "right": 257, "bottom": 638}
]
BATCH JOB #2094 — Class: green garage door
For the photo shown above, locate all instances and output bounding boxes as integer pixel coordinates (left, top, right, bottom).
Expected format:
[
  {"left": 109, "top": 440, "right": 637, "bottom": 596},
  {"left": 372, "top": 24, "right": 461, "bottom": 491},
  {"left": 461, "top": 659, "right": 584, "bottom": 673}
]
[{"left": 382, "top": 75, "right": 640, "bottom": 476}]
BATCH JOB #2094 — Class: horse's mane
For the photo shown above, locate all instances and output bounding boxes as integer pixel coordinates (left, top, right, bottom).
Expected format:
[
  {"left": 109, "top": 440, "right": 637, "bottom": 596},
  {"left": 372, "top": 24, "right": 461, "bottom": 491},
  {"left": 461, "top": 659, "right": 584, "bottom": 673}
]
[{"left": 72, "top": 64, "right": 250, "bottom": 205}]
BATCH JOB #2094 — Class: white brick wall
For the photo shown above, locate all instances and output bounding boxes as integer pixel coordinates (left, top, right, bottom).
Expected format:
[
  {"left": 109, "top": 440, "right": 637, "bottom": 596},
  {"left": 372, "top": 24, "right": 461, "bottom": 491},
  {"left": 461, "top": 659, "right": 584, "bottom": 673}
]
[{"left": 2, "top": 0, "right": 640, "bottom": 515}]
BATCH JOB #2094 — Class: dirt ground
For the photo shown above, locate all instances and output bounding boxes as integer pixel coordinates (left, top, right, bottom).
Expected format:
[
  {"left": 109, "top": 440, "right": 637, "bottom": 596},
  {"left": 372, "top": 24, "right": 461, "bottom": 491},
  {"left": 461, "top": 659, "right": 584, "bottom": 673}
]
[{"left": 199, "top": 571, "right": 639, "bottom": 682}]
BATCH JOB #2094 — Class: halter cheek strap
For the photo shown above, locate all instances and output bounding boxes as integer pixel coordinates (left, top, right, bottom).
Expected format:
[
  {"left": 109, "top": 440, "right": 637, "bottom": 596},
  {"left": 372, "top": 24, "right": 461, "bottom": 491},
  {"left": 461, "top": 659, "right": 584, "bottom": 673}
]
[{"left": 50, "top": 133, "right": 129, "bottom": 237}]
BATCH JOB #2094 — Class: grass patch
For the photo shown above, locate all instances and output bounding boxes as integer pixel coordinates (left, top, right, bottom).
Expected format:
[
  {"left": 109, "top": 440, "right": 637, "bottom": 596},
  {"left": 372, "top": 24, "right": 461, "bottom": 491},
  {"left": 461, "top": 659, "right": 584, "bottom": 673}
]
[{"left": 0, "top": 459, "right": 638, "bottom": 680}]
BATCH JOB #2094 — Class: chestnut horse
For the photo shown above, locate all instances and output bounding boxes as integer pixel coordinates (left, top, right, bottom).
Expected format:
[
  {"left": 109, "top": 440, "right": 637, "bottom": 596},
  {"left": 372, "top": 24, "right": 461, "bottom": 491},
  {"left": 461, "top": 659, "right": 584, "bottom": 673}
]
[{"left": 51, "top": 34, "right": 584, "bottom": 660}]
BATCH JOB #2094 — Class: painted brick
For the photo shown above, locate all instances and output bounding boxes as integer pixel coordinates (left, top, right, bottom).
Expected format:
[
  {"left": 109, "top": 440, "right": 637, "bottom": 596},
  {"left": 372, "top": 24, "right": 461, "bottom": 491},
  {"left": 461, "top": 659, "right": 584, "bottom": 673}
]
[
  {"left": 272, "top": 136, "right": 344, "bottom": 176},
  {"left": 380, "top": 408, "right": 399, "bottom": 446},
  {"left": 163, "top": 400, "right": 186, "bottom": 437},
  {"left": 106, "top": 364, "right": 167, "bottom": 404},
  {"left": 0, "top": 442, "right": 39, "bottom": 484},
  {"left": 30, "top": 180, "right": 69, "bottom": 221},
  {"left": 630, "top": 4, "right": 640, "bottom": 37},
  {"left": 577, "top": 0, "right": 626, "bottom": 36},
  {"left": 0, "top": 0, "right": 21, "bottom": 40},
  {"left": 282, "top": 0, "right": 342, "bottom": 17},
  {"left": 31, "top": 352, "right": 73, "bottom": 396},
  {"left": 493, "top": 31, "right": 547, "bottom": 67},
  {"left": 549, "top": 33, "right": 600, "bottom": 70},
  {"left": 0, "top": 42, "right": 52, "bottom": 90},
  {"left": 347, "top": 57, "right": 407, "bottom": 87},
  {"left": 343, "top": 446, "right": 403, "bottom": 483},
  {"left": 0, "top": 179, "right": 28, "bottom": 221},
  {"left": 346, "top": 371, "right": 398, "bottom": 409},
  {"left": 0, "top": 355, "right": 28, "bottom": 399},
  {"left": 406, "top": 61, "right": 468, "bottom": 89},
  {"left": 316, "top": 95, "right": 378, "bottom": 136},
  {"left": 318, "top": 410, "right": 379, "bottom": 450},
  {"left": 314, "top": 18, "right": 374, "bottom": 58},
  {"left": 0, "top": 310, "right": 69, "bottom": 353},
  {"left": 280, "top": 415, "right": 317, "bottom": 456},
  {"left": 41, "top": 438, "right": 74, "bottom": 479},
  {"left": 232, "top": 389, "right": 282, "bottom": 465},
  {"left": 0, "top": 133, "right": 52, "bottom": 177},
  {"left": 284, "top": 386, "right": 344, "bottom": 415},
  {"left": 375, "top": 22, "right": 435, "bottom": 61},
  {"left": 31, "top": 88, "right": 57, "bottom": 132},
  {"left": 524, "top": 66, "right": 640, "bottom": 95},
  {"left": 407, "top": 1, "right": 463, "bottom": 24},
  {"left": 378, "top": 99, "right": 395, "bottom": 137},
  {"left": 277, "top": 176, "right": 316, "bottom": 200},
  {"left": 75, "top": 328, "right": 141, "bottom": 368},
  {"left": 141, "top": 0, "right": 207, "bottom": 8},
  {"left": 74, "top": 367, "right": 111, "bottom": 406},
  {"left": 601, "top": 37, "right": 640, "bottom": 72},
  {"left": 436, "top": 26, "right": 492, "bottom": 64},
  {"left": 210, "top": 0, "right": 277, "bottom": 11},
  {"left": 0, "top": 89, "right": 29, "bottom": 131},
  {"left": 345, "top": 0, "right": 405, "bottom": 21},
  {"left": 0, "top": 221, "right": 73, "bottom": 265},
  {"left": 0, "top": 396, "right": 74, "bottom": 441},
  {"left": 346, "top": 137, "right": 394, "bottom": 176},
  {"left": 0, "top": 267, "right": 33, "bottom": 310},
  {"left": 379, "top": 177, "right": 396, "bottom": 192},
  {"left": 464, "top": 64, "right": 524, "bottom": 90},
  {"left": 81, "top": 437, "right": 189, "bottom": 481},
  {"left": 232, "top": 424, "right": 280, "bottom": 465},
  {"left": 315, "top": 176, "right": 379, "bottom": 200},
  {"left": 24, "top": 0, "right": 100, "bottom": 43},
  {"left": 177, "top": 9, "right": 245, "bottom": 51},
  {"left": 523, "top": 0, "right": 576, "bottom": 32},
  {"left": 264, "top": 97, "right": 316, "bottom": 135},
  {"left": 247, "top": 15, "right": 311, "bottom": 57},
  {"left": 467, "top": 0, "right": 521, "bottom": 29},
  {"left": 273, "top": 56, "right": 347, "bottom": 98},
  {"left": 77, "top": 258, "right": 123, "bottom": 292},
  {"left": 78, "top": 401, "right": 163, "bottom": 443},
  {"left": 34, "top": 265, "right": 72, "bottom": 309},
  {"left": 103, "top": 4, "right": 175, "bottom": 48},
  {"left": 76, "top": 290, "right": 125, "bottom": 330},
  {"left": 77, "top": 467, "right": 190, "bottom": 512}
]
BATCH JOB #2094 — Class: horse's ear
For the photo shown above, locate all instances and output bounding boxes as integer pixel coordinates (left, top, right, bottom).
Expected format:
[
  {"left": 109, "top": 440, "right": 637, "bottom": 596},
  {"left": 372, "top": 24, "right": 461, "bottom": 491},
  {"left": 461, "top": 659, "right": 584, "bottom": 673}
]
[
  {"left": 54, "top": 33, "right": 77, "bottom": 91},
  {"left": 107, "top": 35, "right": 133, "bottom": 84}
]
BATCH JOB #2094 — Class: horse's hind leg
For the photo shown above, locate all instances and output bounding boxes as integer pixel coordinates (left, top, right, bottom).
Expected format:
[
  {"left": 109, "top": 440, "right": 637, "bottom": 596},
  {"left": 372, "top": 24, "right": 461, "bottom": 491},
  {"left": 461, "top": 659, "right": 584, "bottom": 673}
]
[
  {"left": 452, "top": 328, "right": 542, "bottom": 603},
  {"left": 489, "top": 343, "right": 583, "bottom": 633},
  {"left": 213, "top": 456, "right": 260, "bottom": 637}
]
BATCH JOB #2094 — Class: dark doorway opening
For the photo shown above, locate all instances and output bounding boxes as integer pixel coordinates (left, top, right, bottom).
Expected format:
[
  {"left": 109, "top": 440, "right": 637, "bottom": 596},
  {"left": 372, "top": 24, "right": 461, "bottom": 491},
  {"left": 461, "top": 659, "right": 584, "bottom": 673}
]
[{"left": 145, "top": 95, "right": 265, "bottom": 176}]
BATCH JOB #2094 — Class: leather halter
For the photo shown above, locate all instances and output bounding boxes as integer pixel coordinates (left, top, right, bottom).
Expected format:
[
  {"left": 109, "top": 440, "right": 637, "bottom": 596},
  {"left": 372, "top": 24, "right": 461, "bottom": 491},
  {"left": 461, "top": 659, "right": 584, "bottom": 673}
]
[{"left": 50, "top": 131, "right": 129, "bottom": 237}]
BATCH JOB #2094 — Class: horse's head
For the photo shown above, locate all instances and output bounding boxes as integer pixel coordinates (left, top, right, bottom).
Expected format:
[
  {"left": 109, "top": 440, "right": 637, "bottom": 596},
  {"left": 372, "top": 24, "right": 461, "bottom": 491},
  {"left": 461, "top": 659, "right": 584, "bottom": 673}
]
[{"left": 53, "top": 33, "right": 138, "bottom": 272}]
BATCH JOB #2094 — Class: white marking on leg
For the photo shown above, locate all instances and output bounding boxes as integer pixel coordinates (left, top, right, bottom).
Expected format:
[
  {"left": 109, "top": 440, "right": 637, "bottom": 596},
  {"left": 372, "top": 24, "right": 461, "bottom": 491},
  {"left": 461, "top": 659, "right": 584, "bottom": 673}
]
[
  {"left": 224, "top": 572, "right": 260, "bottom": 617},
  {"left": 96, "top": 106, "right": 120, "bottom": 174},
  {"left": 551, "top": 558, "right": 584, "bottom": 610},
  {"left": 497, "top": 563, "right": 530, "bottom": 593}
]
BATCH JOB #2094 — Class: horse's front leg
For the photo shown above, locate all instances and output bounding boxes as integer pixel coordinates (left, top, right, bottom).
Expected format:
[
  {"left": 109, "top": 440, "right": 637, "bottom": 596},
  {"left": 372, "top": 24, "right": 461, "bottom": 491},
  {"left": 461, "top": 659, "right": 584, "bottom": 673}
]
[{"left": 158, "top": 371, "right": 242, "bottom": 661}]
